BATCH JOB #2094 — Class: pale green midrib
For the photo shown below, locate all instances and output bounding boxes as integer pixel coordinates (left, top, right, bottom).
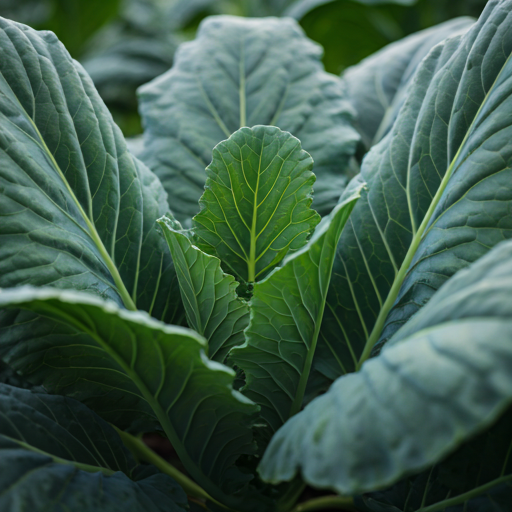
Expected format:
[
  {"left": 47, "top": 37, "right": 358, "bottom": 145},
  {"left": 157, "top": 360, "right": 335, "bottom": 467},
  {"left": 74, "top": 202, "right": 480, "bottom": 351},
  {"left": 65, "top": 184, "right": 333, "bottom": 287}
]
[
  {"left": 2, "top": 435, "right": 115, "bottom": 477},
  {"left": 417, "top": 473, "right": 512, "bottom": 512},
  {"left": 52, "top": 307, "right": 242, "bottom": 511},
  {"left": 239, "top": 41, "right": 247, "bottom": 128},
  {"left": 16, "top": 97, "right": 137, "bottom": 312},
  {"left": 248, "top": 137, "right": 264, "bottom": 282},
  {"left": 289, "top": 210, "right": 349, "bottom": 417},
  {"left": 356, "top": 49, "right": 512, "bottom": 369}
]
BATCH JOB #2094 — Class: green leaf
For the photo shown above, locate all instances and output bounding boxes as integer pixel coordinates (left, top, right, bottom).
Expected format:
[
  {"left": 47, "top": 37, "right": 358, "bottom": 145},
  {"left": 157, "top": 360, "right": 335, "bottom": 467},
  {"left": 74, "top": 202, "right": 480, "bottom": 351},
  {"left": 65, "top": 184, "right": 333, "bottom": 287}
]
[
  {"left": 0, "top": 382, "right": 187, "bottom": 512},
  {"left": 343, "top": 17, "right": 474, "bottom": 149},
  {"left": 0, "top": 287, "right": 261, "bottom": 509},
  {"left": 259, "top": 238, "right": 512, "bottom": 495},
  {"left": 0, "top": 16, "right": 181, "bottom": 323},
  {"left": 158, "top": 215, "right": 249, "bottom": 363},
  {"left": 229, "top": 186, "right": 362, "bottom": 438},
  {"left": 193, "top": 125, "right": 321, "bottom": 283},
  {"left": 317, "top": 0, "right": 512, "bottom": 383},
  {"left": 138, "top": 15, "right": 359, "bottom": 221},
  {"left": 357, "top": 407, "right": 512, "bottom": 511}
]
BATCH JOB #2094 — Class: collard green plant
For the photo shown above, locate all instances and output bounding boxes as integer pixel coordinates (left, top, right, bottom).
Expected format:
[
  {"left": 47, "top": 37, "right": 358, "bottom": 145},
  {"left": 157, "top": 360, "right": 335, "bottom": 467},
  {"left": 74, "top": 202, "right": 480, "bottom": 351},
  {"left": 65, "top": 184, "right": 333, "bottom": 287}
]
[
  {"left": 137, "top": 15, "right": 360, "bottom": 222},
  {"left": 1, "top": 1, "right": 512, "bottom": 511}
]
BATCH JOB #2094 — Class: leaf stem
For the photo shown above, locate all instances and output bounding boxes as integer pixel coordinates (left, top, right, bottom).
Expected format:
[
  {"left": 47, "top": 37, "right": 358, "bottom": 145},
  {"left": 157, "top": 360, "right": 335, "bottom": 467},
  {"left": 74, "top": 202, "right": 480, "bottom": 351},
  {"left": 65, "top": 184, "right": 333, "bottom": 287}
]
[
  {"left": 417, "top": 473, "right": 512, "bottom": 512},
  {"left": 114, "top": 428, "right": 226, "bottom": 508},
  {"left": 290, "top": 495, "right": 357, "bottom": 512}
]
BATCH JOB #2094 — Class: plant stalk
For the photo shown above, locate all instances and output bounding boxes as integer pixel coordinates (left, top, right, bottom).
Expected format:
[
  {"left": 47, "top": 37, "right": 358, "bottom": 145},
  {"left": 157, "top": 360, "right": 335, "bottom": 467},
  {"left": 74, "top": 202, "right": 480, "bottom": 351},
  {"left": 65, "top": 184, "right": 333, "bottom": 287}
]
[{"left": 417, "top": 473, "right": 512, "bottom": 512}]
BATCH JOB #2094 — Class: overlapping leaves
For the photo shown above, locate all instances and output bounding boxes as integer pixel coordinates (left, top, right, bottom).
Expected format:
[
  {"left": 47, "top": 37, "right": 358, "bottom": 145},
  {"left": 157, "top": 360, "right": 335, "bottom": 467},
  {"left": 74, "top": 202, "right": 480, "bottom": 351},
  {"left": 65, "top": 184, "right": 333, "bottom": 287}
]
[
  {"left": 0, "top": 383, "right": 187, "bottom": 512},
  {"left": 137, "top": 15, "right": 359, "bottom": 221}
]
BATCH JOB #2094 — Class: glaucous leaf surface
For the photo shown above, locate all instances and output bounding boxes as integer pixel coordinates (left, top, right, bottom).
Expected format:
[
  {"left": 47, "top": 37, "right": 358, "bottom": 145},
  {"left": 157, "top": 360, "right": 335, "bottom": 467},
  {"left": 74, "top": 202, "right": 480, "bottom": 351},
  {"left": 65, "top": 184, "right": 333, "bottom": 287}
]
[
  {"left": 138, "top": 16, "right": 359, "bottom": 222},
  {"left": 158, "top": 215, "right": 249, "bottom": 363},
  {"left": 229, "top": 187, "right": 362, "bottom": 439},
  {"left": 0, "top": 383, "right": 187, "bottom": 512},
  {"left": 259, "top": 239, "right": 512, "bottom": 495},
  {"left": 343, "top": 17, "right": 474, "bottom": 149},
  {"left": 317, "top": 0, "right": 512, "bottom": 383},
  {"left": 0, "top": 16, "right": 181, "bottom": 322},
  {"left": 193, "top": 126, "right": 320, "bottom": 283},
  {"left": 0, "top": 287, "right": 260, "bottom": 509},
  {"left": 357, "top": 407, "right": 512, "bottom": 512}
]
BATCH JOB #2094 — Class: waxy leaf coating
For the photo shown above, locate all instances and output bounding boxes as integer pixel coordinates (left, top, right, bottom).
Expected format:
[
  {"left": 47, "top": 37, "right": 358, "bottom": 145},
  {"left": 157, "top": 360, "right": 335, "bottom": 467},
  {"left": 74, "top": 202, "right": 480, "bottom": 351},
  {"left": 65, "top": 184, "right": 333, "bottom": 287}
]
[
  {"left": 0, "top": 16, "right": 181, "bottom": 322},
  {"left": 230, "top": 186, "right": 362, "bottom": 437},
  {"left": 138, "top": 16, "right": 359, "bottom": 221},
  {"left": 0, "top": 287, "right": 260, "bottom": 509},
  {"left": 0, "top": 383, "right": 187, "bottom": 512},
  {"left": 260, "top": 238, "right": 512, "bottom": 495}
]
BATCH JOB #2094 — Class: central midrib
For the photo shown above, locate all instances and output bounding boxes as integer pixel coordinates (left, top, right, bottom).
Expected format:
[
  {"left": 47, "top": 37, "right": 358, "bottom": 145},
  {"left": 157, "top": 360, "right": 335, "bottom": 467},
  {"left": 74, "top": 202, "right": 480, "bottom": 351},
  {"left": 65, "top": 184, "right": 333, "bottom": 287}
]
[{"left": 356, "top": 48, "right": 512, "bottom": 368}]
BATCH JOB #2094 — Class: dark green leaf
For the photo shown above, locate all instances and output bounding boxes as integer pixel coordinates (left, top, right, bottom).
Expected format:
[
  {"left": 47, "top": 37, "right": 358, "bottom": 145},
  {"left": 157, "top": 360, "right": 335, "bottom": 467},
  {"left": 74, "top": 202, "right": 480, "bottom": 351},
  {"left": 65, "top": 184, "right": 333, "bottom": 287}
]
[
  {"left": 138, "top": 15, "right": 359, "bottom": 221},
  {"left": 343, "top": 17, "right": 474, "bottom": 149},
  {"left": 158, "top": 215, "right": 249, "bottom": 363},
  {"left": 0, "top": 287, "right": 261, "bottom": 509},
  {"left": 0, "top": 382, "right": 187, "bottom": 512},
  {"left": 259, "top": 238, "right": 512, "bottom": 495},
  {"left": 193, "top": 126, "right": 320, "bottom": 283},
  {"left": 317, "top": 0, "right": 512, "bottom": 383},
  {"left": 0, "top": 16, "right": 181, "bottom": 323},
  {"left": 229, "top": 186, "right": 362, "bottom": 438}
]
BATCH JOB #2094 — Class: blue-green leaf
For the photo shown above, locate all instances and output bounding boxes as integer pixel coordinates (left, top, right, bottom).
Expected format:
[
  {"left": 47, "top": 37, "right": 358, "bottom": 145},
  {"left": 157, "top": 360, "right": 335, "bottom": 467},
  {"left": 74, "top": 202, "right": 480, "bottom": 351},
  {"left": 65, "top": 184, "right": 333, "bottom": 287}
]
[
  {"left": 230, "top": 186, "right": 362, "bottom": 438},
  {"left": 138, "top": 16, "right": 359, "bottom": 221}
]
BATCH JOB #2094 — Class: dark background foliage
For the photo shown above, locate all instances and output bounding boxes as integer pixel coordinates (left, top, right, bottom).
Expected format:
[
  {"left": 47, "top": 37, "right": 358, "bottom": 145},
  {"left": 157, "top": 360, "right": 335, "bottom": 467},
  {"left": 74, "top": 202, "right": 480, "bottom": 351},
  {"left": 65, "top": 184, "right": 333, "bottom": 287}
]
[{"left": 0, "top": 0, "right": 488, "bottom": 136}]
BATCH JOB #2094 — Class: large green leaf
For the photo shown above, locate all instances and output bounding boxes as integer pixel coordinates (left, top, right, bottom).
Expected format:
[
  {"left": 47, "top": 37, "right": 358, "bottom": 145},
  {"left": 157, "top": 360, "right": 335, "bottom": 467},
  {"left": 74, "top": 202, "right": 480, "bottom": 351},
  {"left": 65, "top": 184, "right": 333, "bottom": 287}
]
[
  {"left": 0, "top": 287, "right": 261, "bottom": 510},
  {"left": 0, "top": 16, "right": 181, "bottom": 323},
  {"left": 259, "top": 238, "right": 512, "bottom": 495},
  {"left": 357, "top": 407, "right": 512, "bottom": 511},
  {"left": 0, "top": 383, "right": 187, "bottom": 512},
  {"left": 343, "top": 17, "right": 474, "bottom": 149},
  {"left": 137, "top": 15, "right": 359, "bottom": 221},
  {"left": 193, "top": 126, "right": 320, "bottom": 283},
  {"left": 158, "top": 215, "right": 249, "bottom": 363},
  {"left": 317, "top": 0, "right": 512, "bottom": 384},
  {"left": 229, "top": 186, "right": 362, "bottom": 439}
]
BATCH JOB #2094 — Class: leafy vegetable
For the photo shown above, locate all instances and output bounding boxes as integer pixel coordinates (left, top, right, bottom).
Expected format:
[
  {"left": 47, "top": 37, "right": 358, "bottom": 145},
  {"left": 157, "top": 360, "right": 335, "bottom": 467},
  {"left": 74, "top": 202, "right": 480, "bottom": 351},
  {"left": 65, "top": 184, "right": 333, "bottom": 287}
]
[
  {"left": 343, "top": 16, "right": 474, "bottom": 149},
  {"left": 193, "top": 125, "right": 320, "bottom": 283},
  {"left": 230, "top": 185, "right": 362, "bottom": 438},
  {"left": 0, "top": 382, "right": 187, "bottom": 512},
  {"left": 0, "top": 287, "right": 261, "bottom": 509},
  {"left": 316, "top": 0, "right": 512, "bottom": 386},
  {"left": 158, "top": 215, "right": 249, "bottom": 363},
  {"left": 260, "top": 237, "right": 512, "bottom": 496},
  {"left": 137, "top": 15, "right": 359, "bottom": 221},
  {"left": 0, "top": 16, "right": 181, "bottom": 323}
]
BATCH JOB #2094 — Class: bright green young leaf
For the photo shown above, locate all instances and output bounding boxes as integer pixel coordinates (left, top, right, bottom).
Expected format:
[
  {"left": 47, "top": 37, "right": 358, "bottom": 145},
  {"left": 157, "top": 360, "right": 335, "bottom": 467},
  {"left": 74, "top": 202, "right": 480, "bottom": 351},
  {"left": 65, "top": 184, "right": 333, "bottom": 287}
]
[
  {"left": 259, "top": 238, "right": 512, "bottom": 495},
  {"left": 193, "top": 126, "right": 320, "bottom": 283},
  {"left": 0, "top": 16, "right": 181, "bottom": 323},
  {"left": 158, "top": 215, "right": 249, "bottom": 363},
  {"left": 343, "top": 17, "right": 474, "bottom": 149},
  {"left": 316, "top": 0, "right": 512, "bottom": 385},
  {"left": 138, "top": 16, "right": 359, "bottom": 221},
  {"left": 229, "top": 186, "right": 362, "bottom": 438},
  {"left": 0, "top": 383, "right": 187, "bottom": 512},
  {"left": 0, "top": 287, "right": 261, "bottom": 510}
]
